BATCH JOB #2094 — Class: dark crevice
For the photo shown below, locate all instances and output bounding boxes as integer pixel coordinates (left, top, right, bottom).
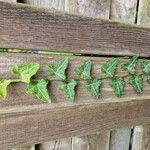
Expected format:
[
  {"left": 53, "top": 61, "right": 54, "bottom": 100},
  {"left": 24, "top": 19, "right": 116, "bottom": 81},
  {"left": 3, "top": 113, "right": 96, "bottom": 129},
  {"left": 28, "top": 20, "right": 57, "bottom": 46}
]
[
  {"left": 109, "top": 0, "right": 113, "bottom": 20},
  {"left": 35, "top": 144, "right": 41, "bottom": 150},
  {"left": 135, "top": 0, "right": 140, "bottom": 24},
  {"left": 129, "top": 128, "right": 134, "bottom": 150},
  {"left": 17, "top": 0, "right": 25, "bottom": 3}
]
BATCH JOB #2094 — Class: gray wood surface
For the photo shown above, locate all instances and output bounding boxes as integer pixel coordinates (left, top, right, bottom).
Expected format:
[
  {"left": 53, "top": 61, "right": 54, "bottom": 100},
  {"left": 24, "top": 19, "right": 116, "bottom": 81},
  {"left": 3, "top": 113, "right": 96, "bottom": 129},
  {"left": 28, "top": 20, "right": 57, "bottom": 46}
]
[
  {"left": 0, "top": 2, "right": 150, "bottom": 57},
  {"left": 132, "top": 1, "right": 150, "bottom": 149},
  {"left": 109, "top": 0, "right": 138, "bottom": 150},
  {"left": 66, "top": 1, "right": 111, "bottom": 149}
]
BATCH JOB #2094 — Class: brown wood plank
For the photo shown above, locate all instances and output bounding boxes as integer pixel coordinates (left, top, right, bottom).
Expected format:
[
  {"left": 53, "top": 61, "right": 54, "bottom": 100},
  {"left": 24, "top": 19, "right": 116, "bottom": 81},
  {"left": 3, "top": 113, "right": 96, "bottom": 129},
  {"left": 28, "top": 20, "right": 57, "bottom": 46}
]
[
  {"left": 131, "top": 1, "right": 150, "bottom": 149},
  {"left": 24, "top": 0, "right": 72, "bottom": 149},
  {"left": 0, "top": 98, "right": 149, "bottom": 149},
  {"left": 110, "top": 0, "right": 137, "bottom": 23},
  {"left": 109, "top": 0, "right": 138, "bottom": 149},
  {"left": 66, "top": 1, "right": 111, "bottom": 150},
  {"left": 0, "top": 53, "right": 149, "bottom": 149},
  {"left": 65, "top": 0, "right": 110, "bottom": 19},
  {"left": 137, "top": 0, "right": 150, "bottom": 28},
  {"left": 0, "top": 2, "right": 150, "bottom": 57},
  {"left": 0, "top": 53, "right": 149, "bottom": 107}
]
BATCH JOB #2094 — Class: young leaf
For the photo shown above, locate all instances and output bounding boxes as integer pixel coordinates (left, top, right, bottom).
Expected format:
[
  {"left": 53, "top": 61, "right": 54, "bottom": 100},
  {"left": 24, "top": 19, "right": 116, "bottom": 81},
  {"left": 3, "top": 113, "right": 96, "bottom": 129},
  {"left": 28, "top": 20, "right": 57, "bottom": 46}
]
[
  {"left": 48, "top": 57, "right": 69, "bottom": 80},
  {"left": 101, "top": 58, "right": 118, "bottom": 78},
  {"left": 122, "top": 56, "right": 138, "bottom": 74},
  {"left": 74, "top": 60, "right": 92, "bottom": 80},
  {"left": 85, "top": 79, "right": 102, "bottom": 99},
  {"left": 59, "top": 79, "right": 77, "bottom": 101},
  {"left": 12, "top": 63, "right": 40, "bottom": 83},
  {"left": 0, "top": 80, "right": 11, "bottom": 99},
  {"left": 128, "top": 75, "right": 144, "bottom": 94},
  {"left": 110, "top": 78, "right": 125, "bottom": 97},
  {"left": 140, "top": 59, "right": 150, "bottom": 74},
  {"left": 26, "top": 79, "right": 51, "bottom": 103}
]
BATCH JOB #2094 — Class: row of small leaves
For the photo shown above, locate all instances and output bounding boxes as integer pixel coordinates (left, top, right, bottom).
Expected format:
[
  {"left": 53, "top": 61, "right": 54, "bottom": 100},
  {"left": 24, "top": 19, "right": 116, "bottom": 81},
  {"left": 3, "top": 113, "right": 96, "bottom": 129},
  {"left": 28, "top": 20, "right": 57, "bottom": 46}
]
[{"left": 0, "top": 56, "right": 149, "bottom": 103}]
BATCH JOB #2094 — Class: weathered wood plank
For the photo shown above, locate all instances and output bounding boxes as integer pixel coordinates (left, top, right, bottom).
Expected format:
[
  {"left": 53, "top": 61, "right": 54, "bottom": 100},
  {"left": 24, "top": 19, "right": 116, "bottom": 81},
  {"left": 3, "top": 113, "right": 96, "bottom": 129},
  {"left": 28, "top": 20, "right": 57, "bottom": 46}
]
[
  {"left": 132, "top": 125, "right": 150, "bottom": 150},
  {"left": 66, "top": 1, "right": 111, "bottom": 150},
  {"left": 137, "top": 0, "right": 150, "bottom": 27},
  {"left": 131, "top": 1, "right": 150, "bottom": 149},
  {"left": 0, "top": 98, "right": 150, "bottom": 150},
  {"left": 0, "top": 53, "right": 149, "bottom": 107},
  {"left": 109, "top": 0, "right": 138, "bottom": 150},
  {"left": 110, "top": 0, "right": 137, "bottom": 23},
  {"left": 65, "top": 0, "right": 110, "bottom": 19},
  {"left": 12, "top": 146, "right": 35, "bottom": 150},
  {"left": 71, "top": 132, "right": 110, "bottom": 150},
  {"left": 38, "top": 139, "right": 71, "bottom": 150},
  {"left": 132, "top": 126, "right": 144, "bottom": 150},
  {"left": 24, "top": 0, "right": 71, "bottom": 149},
  {"left": 0, "top": 2, "right": 150, "bottom": 56},
  {"left": 110, "top": 128, "right": 132, "bottom": 150},
  {"left": 0, "top": 53, "right": 149, "bottom": 149},
  {"left": 24, "top": 0, "right": 65, "bottom": 11}
]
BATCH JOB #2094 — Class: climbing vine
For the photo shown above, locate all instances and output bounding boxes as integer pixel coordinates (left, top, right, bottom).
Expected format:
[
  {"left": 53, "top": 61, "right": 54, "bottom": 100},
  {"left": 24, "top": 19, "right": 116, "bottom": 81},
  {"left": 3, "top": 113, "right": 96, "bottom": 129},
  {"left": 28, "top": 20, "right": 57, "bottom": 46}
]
[{"left": 0, "top": 56, "right": 149, "bottom": 103}]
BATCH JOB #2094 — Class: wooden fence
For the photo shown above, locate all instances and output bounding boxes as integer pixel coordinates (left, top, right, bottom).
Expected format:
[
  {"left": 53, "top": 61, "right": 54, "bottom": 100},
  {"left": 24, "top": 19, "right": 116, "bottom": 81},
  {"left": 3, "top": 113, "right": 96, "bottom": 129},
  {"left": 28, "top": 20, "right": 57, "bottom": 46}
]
[{"left": 0, "top": 0, "right": 149, "bottom": 150}]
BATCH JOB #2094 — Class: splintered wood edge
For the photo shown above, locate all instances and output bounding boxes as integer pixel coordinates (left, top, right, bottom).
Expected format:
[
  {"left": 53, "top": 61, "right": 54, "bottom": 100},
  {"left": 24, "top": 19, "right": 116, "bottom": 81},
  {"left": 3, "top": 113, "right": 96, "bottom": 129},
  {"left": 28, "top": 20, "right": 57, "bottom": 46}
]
[
  {"left": 0, "top": 2, "right": 150, "bottom": 57},
  {"left": 0, "top": 99, "right": 149, "bottom": 149}
]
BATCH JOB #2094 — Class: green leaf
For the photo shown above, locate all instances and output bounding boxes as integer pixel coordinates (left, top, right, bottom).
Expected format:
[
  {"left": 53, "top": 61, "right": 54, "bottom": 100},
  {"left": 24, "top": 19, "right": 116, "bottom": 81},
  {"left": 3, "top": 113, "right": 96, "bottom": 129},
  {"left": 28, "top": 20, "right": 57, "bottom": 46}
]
[
  {"left": 59, "top": 79, "right": 77, "bottom": 101},
  {"left": 74, "top": 60, "right": 92, "bottom": 80},
  {"left": 128, "top": 75, "right": 144, "bottom": 94},
  {"left": 101, "top": 58, "right": 118, "bottom": 78},
  {"left": 0, "top": 80, "right": 11, "bottom": 99},
  {"left": 48, "top": 57, "right": 69, "bottom": 80},
  {"left": 122, "top": 56, "right": 138, "bottom": 74},
  {"left": 85, "top": 79, "right": 102, "bottom": 99},
  {"left": 140, "top": 59, "right": 150, "bottom": 74},
  {"left": 12, "top": 63, "right": 40, "bottom": 83},
  {"left": 110, "top": 78, "right": 125, "bottom": 97},
  {"left": 26, "top": 79, "right": 51, "bottom": 103}
]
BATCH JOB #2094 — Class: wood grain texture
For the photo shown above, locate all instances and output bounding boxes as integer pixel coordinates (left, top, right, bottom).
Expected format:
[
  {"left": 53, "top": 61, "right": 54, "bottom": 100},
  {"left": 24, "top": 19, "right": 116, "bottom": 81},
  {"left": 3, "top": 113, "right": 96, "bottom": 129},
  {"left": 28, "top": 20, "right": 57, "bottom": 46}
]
[
  {"left": 38, "top": 139, "right": 71, "bottom": 150},
  {"left": 66, "top": 0, "right": 111, "bottom": 150},
  {"left": 0, "top": 98, "right": 150, "bottom": 150},
  {"left": 72, "top": 132, "right": 110, "bottom": 150},
  {"left": 23, "top": 1, "right": 72, "bottom": 150},
  {"left": 65, "top": 0, "right": 110, "bottom": 19},
  {"left": 12, "top": 146, "right": 35, "bottom": 150},
  {"left": 110, "top": 0, "right": 137, "bottom": 23},
  {"left": 0, "top": 53, "right": 149, "bottom": 149},
  {"left": 0, "top": 53, "right": 149, "bottom": 107},
  {"left": 131, "top": 1, "right": 150, "bottom": 150},
  {"left": 132, "top": 125, "right": 150, "bottom": 150},
  {"left": 132, "top": 126, "right": 144, "bottom": 150},
  {"left": 0, "top": 2, "right": 150, "bottom": 57},
  {"left": 137, "top": 0, "right": 150, "bottom": 27},
  {"left": 24, "top": 0, "right": 65, "bottom": 11},
  {"left": 109, "top": 1, "right": 138, "bottom": 149},
  {"left": 110, "top": 129, "right": 131, "bottom": 150},
  {"left": 142, "top": 125, "right": 150, "bottom": 150}
]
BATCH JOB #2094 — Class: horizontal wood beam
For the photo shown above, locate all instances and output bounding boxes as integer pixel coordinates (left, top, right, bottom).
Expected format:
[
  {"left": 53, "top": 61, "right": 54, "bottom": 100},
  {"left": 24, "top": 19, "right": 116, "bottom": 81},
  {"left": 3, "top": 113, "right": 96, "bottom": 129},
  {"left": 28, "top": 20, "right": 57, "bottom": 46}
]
[
  {"left": 0, "top": 52, "right": 150, "bottom": 107},
  {"left": 0, "top": 53, "right": 150, "bottom": 149},
  {"left": 0, "top": 2, "right": 150, "bottom": 57},
  {"left": 0, "top": 99, "right": 150, "bottom": 149}
]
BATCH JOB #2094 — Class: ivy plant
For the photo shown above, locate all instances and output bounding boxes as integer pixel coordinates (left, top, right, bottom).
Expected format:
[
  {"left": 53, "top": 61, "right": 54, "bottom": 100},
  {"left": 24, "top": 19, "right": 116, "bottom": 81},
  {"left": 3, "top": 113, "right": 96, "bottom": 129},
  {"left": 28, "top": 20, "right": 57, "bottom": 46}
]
[{"left": 0, "top": 56, "right": 149, "bottom": 103}]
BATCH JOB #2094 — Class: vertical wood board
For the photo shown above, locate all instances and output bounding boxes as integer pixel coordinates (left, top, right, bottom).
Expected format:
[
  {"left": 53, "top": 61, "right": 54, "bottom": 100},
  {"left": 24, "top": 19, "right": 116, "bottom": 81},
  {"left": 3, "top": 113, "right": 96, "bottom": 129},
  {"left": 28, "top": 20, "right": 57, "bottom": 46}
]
[
  {"left": 66, "top": 1, "right": 111, "bottom": 149},
  {"left": 109, "top": 0, "right": 138, "bottom": 150}
]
